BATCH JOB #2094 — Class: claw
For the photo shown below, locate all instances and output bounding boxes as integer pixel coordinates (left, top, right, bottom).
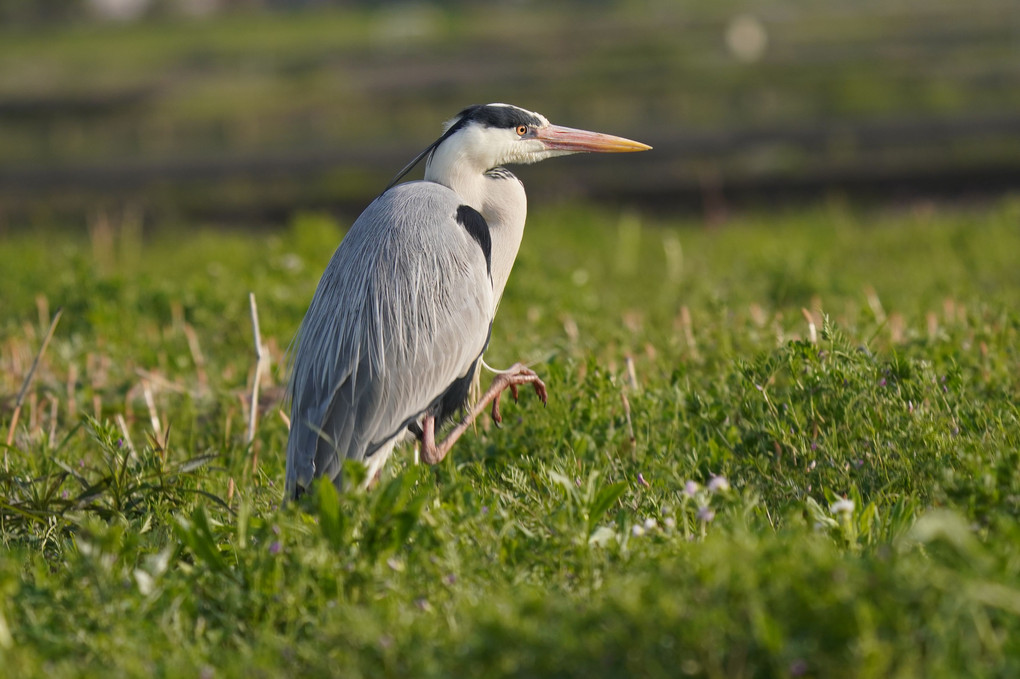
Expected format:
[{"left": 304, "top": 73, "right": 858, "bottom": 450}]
[
  {"left": 510, "top": 383, "right": 519, "bottom": 403},
  {"left": 534, "top": 379, "right": 548, "bottom": 406},
  {"left": 491, "top": 394, "right": 504, "bottom": 426}
]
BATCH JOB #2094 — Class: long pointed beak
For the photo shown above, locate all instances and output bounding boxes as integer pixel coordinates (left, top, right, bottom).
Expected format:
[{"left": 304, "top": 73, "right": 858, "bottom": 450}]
[{"left": 535, "top": 124, "right": 652, "bottom": 153}]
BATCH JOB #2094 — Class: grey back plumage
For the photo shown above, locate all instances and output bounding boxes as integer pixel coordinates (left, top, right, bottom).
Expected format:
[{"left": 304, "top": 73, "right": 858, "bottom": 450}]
[{"left": 286, "top": 181, "right": 494, "bottom": 496}]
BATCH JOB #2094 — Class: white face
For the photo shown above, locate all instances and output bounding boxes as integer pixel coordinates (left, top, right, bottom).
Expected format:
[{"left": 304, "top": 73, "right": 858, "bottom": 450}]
[
  {"left": 438, "top": 104, "right": 561, "bottom": 170},
  {"left": 451, "top": 121, "right": 572, "bottom": 171}
]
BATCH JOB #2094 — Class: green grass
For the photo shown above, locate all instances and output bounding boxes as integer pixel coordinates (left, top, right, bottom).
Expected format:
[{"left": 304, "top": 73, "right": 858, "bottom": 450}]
[{"left": 2, "top": 199, "right": 1020, "bottom": 677}]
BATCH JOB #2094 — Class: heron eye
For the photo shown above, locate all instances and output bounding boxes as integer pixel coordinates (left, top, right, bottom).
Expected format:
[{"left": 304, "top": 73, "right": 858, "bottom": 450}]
[{"left": 515, "top": 125, "right": 529, "bottom": 136}]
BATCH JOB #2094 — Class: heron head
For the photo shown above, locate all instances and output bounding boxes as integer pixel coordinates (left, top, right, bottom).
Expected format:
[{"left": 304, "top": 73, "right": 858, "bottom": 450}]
[
  {"left": 437, "top": 103, "right": 651, "bottom": 169},
  {"left": 387, "top": 103, "right": 650, "bottom": 191}
]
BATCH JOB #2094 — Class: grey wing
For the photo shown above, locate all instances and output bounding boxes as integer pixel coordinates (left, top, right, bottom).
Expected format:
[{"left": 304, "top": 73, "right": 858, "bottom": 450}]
[{"left": 285, "top": 182, "right": 494, "bottom": 496}]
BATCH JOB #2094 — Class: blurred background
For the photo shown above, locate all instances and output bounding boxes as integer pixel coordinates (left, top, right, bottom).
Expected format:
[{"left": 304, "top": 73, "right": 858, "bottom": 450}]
[{"left": 1, "top": 0, "right": 1019, "bottom": 229}]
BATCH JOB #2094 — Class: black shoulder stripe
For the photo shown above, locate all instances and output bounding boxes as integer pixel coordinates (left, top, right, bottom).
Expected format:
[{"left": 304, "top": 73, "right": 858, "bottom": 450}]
[{"left": 456, "top": 205, "right": 491, "bottom": 278}]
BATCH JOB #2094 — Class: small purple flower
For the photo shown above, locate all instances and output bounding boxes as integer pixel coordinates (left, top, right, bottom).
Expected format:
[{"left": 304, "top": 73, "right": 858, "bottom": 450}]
[
  {"left": 790, "top": 659, "right": 808, "bottom": 677},
  {"left": 480, "top": 505, "right": 489, "bottom": 515},
  {"left": 637, "top": 473, "right": 651, "bottom": 488},
  {"left": 696, "top": 506, "right": 715, "bottom": 523},
  {"left": 268, "top": 541, "right": 281, "bottom": 555},
  {"left": 683, "top": 480, "right": 700, "bottom": 497},
  {"left": 116, "top": 438, "right": 124, "bottom": 448},
  {"left": 443, "top": 573, "right": 457, "bottom": 586}
]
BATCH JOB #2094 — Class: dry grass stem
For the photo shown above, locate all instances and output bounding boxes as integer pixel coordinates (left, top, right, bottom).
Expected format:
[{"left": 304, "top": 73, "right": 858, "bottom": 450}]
[
  {"left": 889, "top": 313, "right": 905, "bottom": 344},
  {"left": 247, "top": 292, "right": 269, "bottom": 445},
  {"left": 625, "top": 355, "right": 639, "bottom": 391},
  {"left": 927, "top": 311, "right": 939, "bottom": 339},
  {"left": 865, "top": 286, "right": 886, "bottom": 323},
  {"left": 183, "top": 323, "right": 208, "bottom": 388},
  {"left": 35, "top": 294, "right": 49, "bottom": 332},
  {"left": 142, "top": 380, "right": 161, "bottom": 435},
  {"left": 6, "top": 307, "right": 63, "bottom": 449},
  {"left": 66, "top": 363, "right": 78, "bottom": 420},
  {"left": 47, "top": 396, "right": 58, "bottom": 443},
  {"left": 116, "top": 413, "right": 138, "bottom": 459},
  {"left": 621, "top": 390, "right": 636, "bottom": 460},
  {"left": 801, "top": 308, "right": 817, "bottom": 344},
  {"left": 562, "top": 315, "right": 579, "bottom": 344}
]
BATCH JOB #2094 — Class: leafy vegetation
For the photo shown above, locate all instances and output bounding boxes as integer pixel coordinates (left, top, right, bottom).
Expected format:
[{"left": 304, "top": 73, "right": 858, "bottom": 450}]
[{"left": 2, "top": 198, "right": 1019, "bottom": 676}]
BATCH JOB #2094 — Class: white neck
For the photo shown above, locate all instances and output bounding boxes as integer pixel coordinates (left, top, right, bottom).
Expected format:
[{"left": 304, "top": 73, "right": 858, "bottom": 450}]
[
  {"left": 424, "top": 127, "right": 491, "bottom": 209},
  {"left": 425, "top": 142, "right": 527, "bottom": 308}
]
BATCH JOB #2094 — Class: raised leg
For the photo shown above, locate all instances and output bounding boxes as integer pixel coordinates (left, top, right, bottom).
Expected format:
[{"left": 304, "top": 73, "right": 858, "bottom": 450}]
[{"left": 420, "top": 363, "right": 547, "bottom": 465}]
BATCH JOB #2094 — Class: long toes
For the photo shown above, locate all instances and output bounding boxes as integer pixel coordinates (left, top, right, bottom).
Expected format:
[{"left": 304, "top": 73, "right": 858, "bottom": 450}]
[
  {"left": 534, "top": 379, "right": 548, "bottom": 406},
  {"left": 510, "top": 383, "right": 520, "bottom": 403},
  {"left": 506, "top": 367, "right": 547, "bottom": 406}
]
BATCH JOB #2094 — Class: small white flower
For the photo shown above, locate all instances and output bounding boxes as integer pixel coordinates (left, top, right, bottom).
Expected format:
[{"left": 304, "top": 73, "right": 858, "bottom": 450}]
[
  {"left": 683, "top": 480, "right": 700, "bottom": 497},
  {"left": 643, "top": 517, "right": 657, "bottom": 531},
  {"left": 830, "top": 498, "right": 855, "bottom": 515},
  {"left": 631, "top": 524, "right": 646, "bottom": 537},
  {"left": 663, "top": 517, "right": 676, "bottom": 530},
  {"left": 697, "top": 506, "right": 715, "bottom": 523},
  {"left": 133, "top": 570, "right": 154, "bottom": 596},
  {"left": 707, "top": 476, "right": 730, "bottom": 493}
]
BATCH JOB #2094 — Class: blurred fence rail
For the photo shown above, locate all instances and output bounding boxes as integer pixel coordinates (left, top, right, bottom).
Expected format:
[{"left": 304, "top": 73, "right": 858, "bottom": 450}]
[{"left": 1, "top": 0, "right": 1018, "bottom": 224}]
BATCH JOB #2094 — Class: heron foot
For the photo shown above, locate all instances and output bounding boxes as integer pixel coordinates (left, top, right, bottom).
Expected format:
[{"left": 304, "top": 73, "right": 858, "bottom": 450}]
[
  {"left": 490, "top": 363, "right": 547, "bottom": 426},
  {"left": 418, "top": 363, "right": 547, "bottom": 466}
]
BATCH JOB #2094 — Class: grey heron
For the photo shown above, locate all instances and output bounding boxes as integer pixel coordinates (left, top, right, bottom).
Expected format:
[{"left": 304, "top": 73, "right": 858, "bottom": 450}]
[{"left": 285, "top": 103, "right": 650, "bottom": 498}]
